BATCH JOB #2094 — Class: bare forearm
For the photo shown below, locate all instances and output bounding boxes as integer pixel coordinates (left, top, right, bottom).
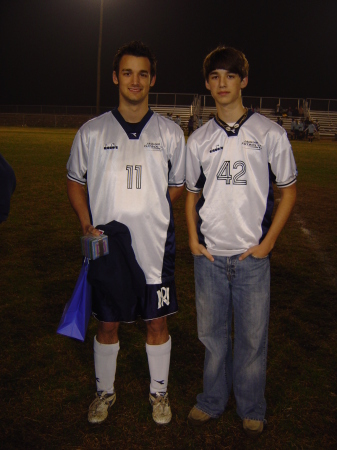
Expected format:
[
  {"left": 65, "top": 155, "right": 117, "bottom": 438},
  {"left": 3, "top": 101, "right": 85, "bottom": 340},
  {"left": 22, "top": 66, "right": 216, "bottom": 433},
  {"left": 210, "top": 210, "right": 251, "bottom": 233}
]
[
  {"left": 240, "top": 182, "right": 297, "bottom": 260},
  {"left": 185, "top": 191, "right": 199, "bottom": 244},
  {"left": 185, "top": 190, "right": 214, "bottom": 261},
  {"left": 263, "top": 183, "right": 297, "bottom": 250},
  {"left": 168, "top": 185, "right": 184, "bottom": 204},
  {"left": 67, "top": 179, "right": 98, "bottom": 235}
]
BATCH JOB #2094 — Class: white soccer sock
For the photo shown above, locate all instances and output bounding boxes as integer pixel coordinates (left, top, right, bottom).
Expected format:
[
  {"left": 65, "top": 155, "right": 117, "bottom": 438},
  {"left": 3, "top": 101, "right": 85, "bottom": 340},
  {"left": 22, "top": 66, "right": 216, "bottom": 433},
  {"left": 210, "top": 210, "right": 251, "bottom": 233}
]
[
  {"left": 93, "top": 335, "right": 119, "bottom": 394},
  {"left": 146, "top": 336, "right": 171, "bottom": 395}
]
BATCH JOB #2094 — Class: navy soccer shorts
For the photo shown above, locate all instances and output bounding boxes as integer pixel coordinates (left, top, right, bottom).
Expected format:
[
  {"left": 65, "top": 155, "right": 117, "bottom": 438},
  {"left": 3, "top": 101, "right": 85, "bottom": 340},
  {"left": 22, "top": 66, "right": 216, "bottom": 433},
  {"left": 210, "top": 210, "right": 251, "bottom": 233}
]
[{"left": 91, "top": 278, "right": 178, "bottom": 323}]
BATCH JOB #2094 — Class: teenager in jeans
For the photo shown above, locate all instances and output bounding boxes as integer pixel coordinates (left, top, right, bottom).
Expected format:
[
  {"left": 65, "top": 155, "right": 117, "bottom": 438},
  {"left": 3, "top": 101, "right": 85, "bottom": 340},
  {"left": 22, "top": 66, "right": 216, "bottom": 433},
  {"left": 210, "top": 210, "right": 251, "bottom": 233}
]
[{"left": 185, "top": 45, "right": 297, "bottom": 437}]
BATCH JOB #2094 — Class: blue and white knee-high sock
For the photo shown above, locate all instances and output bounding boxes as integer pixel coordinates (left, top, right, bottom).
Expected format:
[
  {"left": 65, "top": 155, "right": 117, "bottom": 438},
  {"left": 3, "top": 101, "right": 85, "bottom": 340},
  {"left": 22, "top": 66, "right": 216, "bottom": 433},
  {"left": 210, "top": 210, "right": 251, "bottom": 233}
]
[
  {"left": 146, "top": 336, "right": 171, "bottom": 395},
  {"left": 94, "top": 335, "right": 119, "bottom": 394}
]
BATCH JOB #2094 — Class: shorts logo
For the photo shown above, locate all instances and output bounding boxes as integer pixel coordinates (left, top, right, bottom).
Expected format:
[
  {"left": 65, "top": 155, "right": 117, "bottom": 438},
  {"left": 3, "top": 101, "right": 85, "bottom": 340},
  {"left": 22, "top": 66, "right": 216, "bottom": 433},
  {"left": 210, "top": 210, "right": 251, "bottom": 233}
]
[
  {"left": 104, "top": 143, "right": 118, "bottom": 150},
  {"left": 210, "top": 144, "right": 223, "bottom": 153},
  {"left": 241, "top": 140, "right": 262, "bottom": 150},
  {"left": 157, "top": 287, "right": 170, "bottom": 309},
  {"left": 144, "top": 142, "right": 162, "bottom": 151}
]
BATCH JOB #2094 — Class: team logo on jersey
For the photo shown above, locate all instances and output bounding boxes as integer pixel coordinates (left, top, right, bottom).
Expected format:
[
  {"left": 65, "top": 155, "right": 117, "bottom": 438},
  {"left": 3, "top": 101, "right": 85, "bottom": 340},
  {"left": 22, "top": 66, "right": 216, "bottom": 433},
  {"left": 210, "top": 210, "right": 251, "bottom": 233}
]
[
  {"left": 144, "top": 142, "right": 163, "bottom": 151},
  {"left": 104, "top": 143, "right": 118, "bottom": 150},
  {"left": 157, "top": 287, "right": 170, "bottom": 309},
  {"left": 209, "top": 144, "right": 223, "bottom": 154},
  {"left": 241, "top": 140, "right": 262, "bottom": 150}
]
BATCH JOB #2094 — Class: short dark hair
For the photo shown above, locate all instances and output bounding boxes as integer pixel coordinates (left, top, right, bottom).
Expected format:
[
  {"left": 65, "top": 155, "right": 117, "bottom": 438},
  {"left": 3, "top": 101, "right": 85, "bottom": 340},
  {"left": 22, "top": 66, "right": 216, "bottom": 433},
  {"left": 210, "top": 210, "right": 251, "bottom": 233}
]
[
  {"left": 203, "top": 46, "right": 249, "bottom": 81},
  {"left": 113, "top": 41, "right": 157, "bottom": 80}
]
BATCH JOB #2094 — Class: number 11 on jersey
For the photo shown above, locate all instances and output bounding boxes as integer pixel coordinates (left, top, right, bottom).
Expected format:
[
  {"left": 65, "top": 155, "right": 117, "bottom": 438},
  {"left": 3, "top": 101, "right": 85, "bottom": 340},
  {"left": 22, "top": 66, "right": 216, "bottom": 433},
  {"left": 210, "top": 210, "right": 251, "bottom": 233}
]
[{"left": 126, "top": 165, "right": 142, "bottom": 189}]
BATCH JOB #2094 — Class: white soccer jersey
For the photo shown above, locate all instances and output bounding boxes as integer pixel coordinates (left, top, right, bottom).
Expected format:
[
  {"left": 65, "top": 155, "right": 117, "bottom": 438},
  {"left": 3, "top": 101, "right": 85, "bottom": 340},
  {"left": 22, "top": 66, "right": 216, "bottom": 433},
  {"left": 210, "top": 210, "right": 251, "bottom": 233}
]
[
  {"left": 67, "top": 109, "right": 186, "bottom": 284},
  {"left": 186, "top": 111, "right": 297, "bottom": 256}
]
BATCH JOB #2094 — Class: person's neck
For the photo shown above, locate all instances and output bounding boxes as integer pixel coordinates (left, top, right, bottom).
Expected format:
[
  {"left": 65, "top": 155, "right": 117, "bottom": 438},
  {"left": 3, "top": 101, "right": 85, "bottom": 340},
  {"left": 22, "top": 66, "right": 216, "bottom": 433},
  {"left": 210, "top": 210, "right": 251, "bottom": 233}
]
[
  {"left": 118, "top": 99, "right": 149, "bottom": 123},
  {"left": 216, "top": 102, "right": 246, "bottom": 124}
]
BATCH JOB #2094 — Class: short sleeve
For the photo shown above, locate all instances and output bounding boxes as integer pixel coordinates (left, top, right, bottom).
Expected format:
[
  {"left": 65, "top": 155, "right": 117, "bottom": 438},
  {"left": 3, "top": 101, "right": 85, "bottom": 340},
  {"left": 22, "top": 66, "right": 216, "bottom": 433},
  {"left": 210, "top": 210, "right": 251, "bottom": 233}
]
[
  {"left": 269, "top": 131, "right": 297, "bottom": 188},
  {"left": 168, "top": 128, "right": 186, "bottom": 187},
  {"left": 186, "top": 139, "right": 202, "bottom": 193},
  {"left": 66, "top": 128, "right": 88, "bottom": 185}
]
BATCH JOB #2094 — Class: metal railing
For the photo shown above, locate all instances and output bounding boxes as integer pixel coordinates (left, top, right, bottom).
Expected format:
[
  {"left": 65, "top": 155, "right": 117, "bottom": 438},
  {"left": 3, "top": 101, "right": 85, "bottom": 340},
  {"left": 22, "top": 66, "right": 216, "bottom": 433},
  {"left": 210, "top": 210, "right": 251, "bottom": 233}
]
[
  {"left": 307, "top": 98, "right": 337, "bottom": 112},
  {"left": 1, "top": 95, "right": 336, "bottom": 115},
  {"left": 0, "top": 104, "right": 99, "bottom": 115},
  {"left": 148, "top": 92, "right": 198, "bottom": 107},
  {"left": 200, "top": 95, "right": 307, "bottom": 112},
  {"left": 0, "top": 93, "right": 199, "bottom": 115},
  {"left": 1, "top": 96, "right": 337, "bottom": 136}
]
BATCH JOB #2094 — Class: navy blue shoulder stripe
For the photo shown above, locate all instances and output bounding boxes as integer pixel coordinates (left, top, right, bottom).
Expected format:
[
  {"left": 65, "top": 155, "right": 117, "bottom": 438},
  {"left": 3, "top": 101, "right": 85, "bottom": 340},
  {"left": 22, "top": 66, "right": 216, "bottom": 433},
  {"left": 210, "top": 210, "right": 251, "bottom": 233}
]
[{"left": 277, "top": 178, "right": 297, "bottom": 188}]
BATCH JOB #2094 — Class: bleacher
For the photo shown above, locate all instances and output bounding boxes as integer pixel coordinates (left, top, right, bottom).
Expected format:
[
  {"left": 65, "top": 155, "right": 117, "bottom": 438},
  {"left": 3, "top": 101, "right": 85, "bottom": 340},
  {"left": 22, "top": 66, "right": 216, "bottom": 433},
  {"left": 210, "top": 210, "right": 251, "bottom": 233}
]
[
  {"left": 152, "top": 104, "right": 337, "bottom": 138},
  {"left": 308, "top": 111, "right": 337, "bottom": 138},
  {"left": 149, "top": 105, "right": 192, "bottom": 131},
  {"left": 199, "top": 106, "right": 216, "bottom": 124},
  {"left": 259, "top": 109, "right": 337, "bottom": 138},
  {"left": 1, "top": 95, "right": 337, "bottom": 137},
  {"left": 197, "top": 107, "right": 337, "bottom": 139},
  {"left": 258, "top": 109, "right": 293, "bottom": 132},
  {"left": 198, "top": 107, "right": 294, "bottom": 132}
]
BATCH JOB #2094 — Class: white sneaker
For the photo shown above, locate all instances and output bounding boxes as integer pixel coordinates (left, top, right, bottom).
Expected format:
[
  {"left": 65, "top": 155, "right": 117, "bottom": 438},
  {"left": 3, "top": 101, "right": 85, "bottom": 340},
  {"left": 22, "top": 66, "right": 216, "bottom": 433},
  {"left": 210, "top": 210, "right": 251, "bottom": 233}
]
[
  {"left": 149, "top": 392, "right": 172, "bottom": 425},
  {"left": 88, "top": 391, "right": 116, "bottom": 424}
]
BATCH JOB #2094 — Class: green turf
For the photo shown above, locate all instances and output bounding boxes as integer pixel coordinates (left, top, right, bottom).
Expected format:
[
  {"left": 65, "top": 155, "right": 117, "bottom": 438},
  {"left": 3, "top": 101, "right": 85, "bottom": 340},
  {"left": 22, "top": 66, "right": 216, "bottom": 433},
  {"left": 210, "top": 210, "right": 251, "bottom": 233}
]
[{"left": 0, "top": 128, "right": 336, "bottom": 449}]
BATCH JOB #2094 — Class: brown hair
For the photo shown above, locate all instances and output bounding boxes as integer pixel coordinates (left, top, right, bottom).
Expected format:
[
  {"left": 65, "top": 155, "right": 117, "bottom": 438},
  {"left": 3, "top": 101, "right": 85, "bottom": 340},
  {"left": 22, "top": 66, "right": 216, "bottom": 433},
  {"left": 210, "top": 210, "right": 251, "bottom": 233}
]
[
  {"left": 113, "top": 41, "right": 157, "bottom": 80},
  {"left": 203, "top": 46, "right": 249, "bottom": 81}
]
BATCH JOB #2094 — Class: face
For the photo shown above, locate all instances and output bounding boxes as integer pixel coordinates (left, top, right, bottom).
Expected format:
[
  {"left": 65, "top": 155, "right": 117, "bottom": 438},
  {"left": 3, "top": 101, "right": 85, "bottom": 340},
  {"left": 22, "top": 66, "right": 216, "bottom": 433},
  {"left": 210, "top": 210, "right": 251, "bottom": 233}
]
[
  {"left": 205, "top": 69, "right": 248, "bottom": 108},
  {"left": 113, "top": 55, "right": 156, "bottom": 105}
]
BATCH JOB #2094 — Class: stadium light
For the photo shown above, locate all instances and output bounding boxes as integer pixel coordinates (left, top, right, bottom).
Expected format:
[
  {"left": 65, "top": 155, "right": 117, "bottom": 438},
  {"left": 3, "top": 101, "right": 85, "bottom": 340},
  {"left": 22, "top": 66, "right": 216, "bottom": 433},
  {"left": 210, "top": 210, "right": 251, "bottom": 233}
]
[{"left": 96, "top": 0, "right": 104, "bottom": 115}]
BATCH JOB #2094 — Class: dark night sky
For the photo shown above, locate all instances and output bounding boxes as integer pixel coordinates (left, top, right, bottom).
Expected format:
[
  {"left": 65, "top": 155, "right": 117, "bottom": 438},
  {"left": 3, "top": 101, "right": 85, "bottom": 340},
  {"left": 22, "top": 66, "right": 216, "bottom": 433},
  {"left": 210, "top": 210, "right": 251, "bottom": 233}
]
[{"left": 1, "top": 0, "right": 336, "bottom": 106}]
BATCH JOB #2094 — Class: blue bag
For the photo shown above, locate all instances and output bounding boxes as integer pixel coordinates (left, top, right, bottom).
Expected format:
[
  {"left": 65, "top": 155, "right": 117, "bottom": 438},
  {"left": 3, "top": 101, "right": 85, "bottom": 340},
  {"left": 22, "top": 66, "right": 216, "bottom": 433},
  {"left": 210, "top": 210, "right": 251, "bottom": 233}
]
[{"left": 57, "top": 258, "right": 92, "bottom": 342}]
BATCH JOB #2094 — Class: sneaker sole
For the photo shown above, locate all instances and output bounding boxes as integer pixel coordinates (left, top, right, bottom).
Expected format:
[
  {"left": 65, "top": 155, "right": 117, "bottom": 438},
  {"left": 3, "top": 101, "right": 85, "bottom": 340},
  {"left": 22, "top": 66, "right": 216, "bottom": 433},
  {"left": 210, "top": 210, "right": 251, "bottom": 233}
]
[{"left": 152, "top": 414, "right": 172, "bottom": 425}]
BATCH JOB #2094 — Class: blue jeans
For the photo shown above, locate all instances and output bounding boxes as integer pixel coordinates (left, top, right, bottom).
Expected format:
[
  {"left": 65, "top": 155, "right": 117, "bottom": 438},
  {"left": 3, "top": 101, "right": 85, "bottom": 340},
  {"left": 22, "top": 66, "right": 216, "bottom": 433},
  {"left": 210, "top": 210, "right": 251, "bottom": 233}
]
[{"left": 193, "top": 254, "right": 270, "bottom": 421}]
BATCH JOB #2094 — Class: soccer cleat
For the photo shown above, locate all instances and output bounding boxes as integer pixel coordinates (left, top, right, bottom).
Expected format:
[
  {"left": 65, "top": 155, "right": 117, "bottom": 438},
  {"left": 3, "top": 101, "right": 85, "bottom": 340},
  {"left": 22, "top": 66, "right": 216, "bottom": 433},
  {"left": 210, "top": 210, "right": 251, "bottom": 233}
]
[
  {"left": 243, "top": 418, "right": 264, "bottom": 438},
  {"left": 88, "top": 391, "right": 116, "bottom": 424},
  {"left": 149, "top": 392, "right": 172, "bottom": 425},
  {"left": 188, "top": 406, "right": 211, "bottom": 425}
]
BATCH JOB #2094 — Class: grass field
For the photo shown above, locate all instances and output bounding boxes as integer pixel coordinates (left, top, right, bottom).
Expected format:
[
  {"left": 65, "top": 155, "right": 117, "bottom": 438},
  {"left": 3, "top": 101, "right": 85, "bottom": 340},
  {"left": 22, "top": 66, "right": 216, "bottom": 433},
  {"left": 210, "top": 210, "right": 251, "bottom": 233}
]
[{"left": 0, "top": 127, "right": 336, "bottom": 449}]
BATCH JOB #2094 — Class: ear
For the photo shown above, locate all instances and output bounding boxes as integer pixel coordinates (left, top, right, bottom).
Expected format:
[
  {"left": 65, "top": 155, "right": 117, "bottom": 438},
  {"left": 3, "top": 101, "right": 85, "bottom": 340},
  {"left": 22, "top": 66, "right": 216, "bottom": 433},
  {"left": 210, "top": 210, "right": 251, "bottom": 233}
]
[
  {"left": 150, "top": 74, "right": 156, "bottom": 87},
  {"left": 205, "top": 79, "right": 211, "bottom": 91},
  {"left": 112, "top": 71, "right": 119, "bottom": 85},
  {"left": 241, "top": 76, "right": 248, "bottom": 89}
]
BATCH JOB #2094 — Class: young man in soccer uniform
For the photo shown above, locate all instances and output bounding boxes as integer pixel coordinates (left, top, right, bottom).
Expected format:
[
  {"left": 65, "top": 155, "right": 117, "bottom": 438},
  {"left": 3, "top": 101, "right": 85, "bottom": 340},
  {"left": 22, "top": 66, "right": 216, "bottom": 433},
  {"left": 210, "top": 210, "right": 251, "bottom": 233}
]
[
  {"left": 67, "top": 41, "right": 185, "bottom": 425},
  {"left": 185, "top": 46, "right": 297, "bottom": 437}
]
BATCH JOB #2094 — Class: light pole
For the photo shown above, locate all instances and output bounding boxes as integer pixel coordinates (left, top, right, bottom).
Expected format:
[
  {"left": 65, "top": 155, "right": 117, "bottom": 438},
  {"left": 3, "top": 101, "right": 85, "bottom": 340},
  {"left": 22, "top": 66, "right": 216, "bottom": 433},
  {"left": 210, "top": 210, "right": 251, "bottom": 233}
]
[{"left": 96, "top": 0, "right": 104, "bottom": 115}]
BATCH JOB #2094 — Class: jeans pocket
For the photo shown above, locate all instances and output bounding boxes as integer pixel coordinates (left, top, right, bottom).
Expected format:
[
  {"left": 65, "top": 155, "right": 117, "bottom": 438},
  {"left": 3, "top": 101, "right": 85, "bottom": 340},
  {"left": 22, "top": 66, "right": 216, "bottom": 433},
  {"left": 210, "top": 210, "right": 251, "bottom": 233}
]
[
  {"left": 192, "top": 253, "right": 204, "bottom": 258},
  {"left": 250, "top": 254, "right": 269, "bottom": 260}
]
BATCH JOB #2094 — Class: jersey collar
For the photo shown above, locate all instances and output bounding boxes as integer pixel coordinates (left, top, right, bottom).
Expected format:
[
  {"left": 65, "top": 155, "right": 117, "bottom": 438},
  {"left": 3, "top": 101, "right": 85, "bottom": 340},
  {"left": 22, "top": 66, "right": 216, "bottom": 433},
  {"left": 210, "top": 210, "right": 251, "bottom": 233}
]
[
  {"left": 112, "top": 107, "right": 153, "bottom": 140},
  {"left": 215, "top": 109, "right": 254, "bottom": 137}
]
